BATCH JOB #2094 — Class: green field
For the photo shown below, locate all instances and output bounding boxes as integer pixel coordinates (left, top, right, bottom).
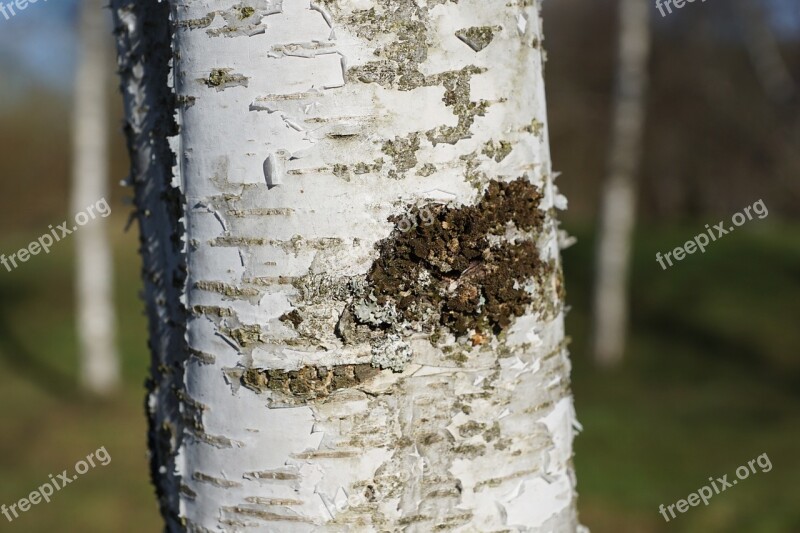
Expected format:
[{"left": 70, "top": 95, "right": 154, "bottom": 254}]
[
  {"left": 0, "top": 219, "right": 797, "bottom": 532},
  {"left": 567, "top": 223, "right": 800, "bottom": 532}
]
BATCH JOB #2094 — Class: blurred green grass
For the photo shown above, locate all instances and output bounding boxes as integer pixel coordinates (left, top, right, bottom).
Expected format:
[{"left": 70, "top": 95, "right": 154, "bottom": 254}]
[
  {"left": 0, "top": 218, "right": 797, "bottom": 532},
  {"left": 565, "top": 222, "right": 800, "bottom": 533},
  {"left": 0, "top": 220, "right": 160, "bottom": 532}
]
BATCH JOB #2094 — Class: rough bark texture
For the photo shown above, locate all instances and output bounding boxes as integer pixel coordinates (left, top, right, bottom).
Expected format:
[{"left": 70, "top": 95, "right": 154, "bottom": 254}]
[
  {"left": 591, "top": 0, "right": 650, "bottom": 367},
  {"left": 72, "top": 0, "right": 120, "bottom": 395},
  {"left": 111, "top": 2, "right": 187, "bottom": 530},
  {"left": 113, "top": 0, "right": 582, "bottom": 530}
]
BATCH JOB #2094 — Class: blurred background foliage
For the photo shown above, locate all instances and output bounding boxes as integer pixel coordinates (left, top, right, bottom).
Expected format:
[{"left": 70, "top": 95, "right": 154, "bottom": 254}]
[{"left": 0, "top": 0, "right": 797, "bottom": 531}]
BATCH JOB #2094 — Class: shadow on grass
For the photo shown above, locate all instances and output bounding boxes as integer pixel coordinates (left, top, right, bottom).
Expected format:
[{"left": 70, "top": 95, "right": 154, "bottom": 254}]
[
  {"left": 637, "top": 308, "right": 800, "bottom": 396},
  {"left": 0, "top": 281, "right": 79, "bottom": 401}
]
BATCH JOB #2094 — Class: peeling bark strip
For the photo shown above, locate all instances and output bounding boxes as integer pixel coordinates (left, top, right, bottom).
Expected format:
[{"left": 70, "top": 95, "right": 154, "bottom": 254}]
[{"left": 114, "top": 0, "right": 581, "bottom": 530}]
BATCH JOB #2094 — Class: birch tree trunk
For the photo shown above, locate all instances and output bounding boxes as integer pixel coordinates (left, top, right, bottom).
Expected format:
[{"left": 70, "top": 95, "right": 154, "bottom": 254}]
[
  {"left": 112, "top": 0, "right": 582, "bottom": 530},
  {"left": 72, "top": 0, "right": 120, "bottom": 395},
  {"left": 591, "top": 0, "right": 650, "bottom": 367}
]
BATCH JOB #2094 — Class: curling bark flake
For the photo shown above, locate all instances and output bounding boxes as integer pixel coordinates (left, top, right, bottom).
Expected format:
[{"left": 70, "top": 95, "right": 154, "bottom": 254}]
[{"left": 112, "top": 0, "right": 582, "bottom": 530}]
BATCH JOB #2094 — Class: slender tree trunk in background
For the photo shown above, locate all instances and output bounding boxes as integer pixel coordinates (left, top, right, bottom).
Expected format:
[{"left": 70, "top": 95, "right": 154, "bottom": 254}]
[
  {"left": 735, "top": 0, "right": 796, "bottom": 105},
  {"left": 592, "top": 0, "right": 650, "bottom": 367},
  {"left": 113, "top": 0, "right": 582, "bottom": 530},
  {"left": 72, "top": 0, "right": 120, "bottom": 395}
]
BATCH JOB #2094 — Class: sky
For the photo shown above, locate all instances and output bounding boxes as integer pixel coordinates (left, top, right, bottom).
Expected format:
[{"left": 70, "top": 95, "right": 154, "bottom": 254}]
[
  {"left": 0, "top": 0, "right": 80, "bottom": 105},
  {"left": 0, "top": 0, "right": 797, "bottom": 108}
]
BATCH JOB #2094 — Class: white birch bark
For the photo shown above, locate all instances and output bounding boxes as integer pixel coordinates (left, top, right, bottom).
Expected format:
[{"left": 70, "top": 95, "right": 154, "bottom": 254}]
[
  {"left": 591, "top": 0, "right": 650, "bottom": 367},
  {"left": 113, "top": 0, "right": 582, "bottom": 530},
  {"left": 72, "top": 0, "right": 120, "bottom": 395}
]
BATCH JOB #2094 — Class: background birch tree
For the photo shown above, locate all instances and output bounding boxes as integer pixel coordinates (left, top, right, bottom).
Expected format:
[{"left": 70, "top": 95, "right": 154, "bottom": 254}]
[
  {"left": 112, "top": 0, "right": 582, "bottom": 530},
  {"left": 72, "top": 0, "right": 120, "bottom": 395},
  {"left": 591, "top": 0, "right": 651, "bottom": 367}
]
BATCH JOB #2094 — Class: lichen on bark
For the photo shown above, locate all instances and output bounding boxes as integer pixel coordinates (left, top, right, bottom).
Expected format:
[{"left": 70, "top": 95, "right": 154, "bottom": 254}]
[
  {"left": 179, "top": 4, "right": 279, "bottom": 37},
  {"left": 346, "top": 178, "right": 550, "bottom": 348},
  {"left": 242, "top": 364, "right": 381, "bottom": 402},
  {"left": 339, "top": 0, "right": 493, "bottom": 172}
]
